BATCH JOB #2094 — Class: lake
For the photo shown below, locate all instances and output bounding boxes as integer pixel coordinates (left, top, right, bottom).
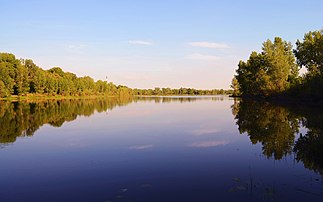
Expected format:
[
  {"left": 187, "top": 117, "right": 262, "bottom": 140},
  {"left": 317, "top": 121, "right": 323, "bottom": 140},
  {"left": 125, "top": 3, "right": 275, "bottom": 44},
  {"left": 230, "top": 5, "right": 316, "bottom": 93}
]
[{"left": 0, "top": 96, "right": 322, "bottom": 201}]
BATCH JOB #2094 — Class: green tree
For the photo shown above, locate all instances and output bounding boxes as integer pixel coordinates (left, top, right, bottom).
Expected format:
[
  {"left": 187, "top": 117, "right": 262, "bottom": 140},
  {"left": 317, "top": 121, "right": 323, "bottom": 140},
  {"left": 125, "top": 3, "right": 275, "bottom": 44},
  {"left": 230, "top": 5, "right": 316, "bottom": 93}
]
[
  {"left": 14, "top": 64, "right": 29, "bottom": 95},
  {"left": 230, "top": 76, "right": 240, "bottom": 96},
  {"left": 294, "top": 30, "right": 323, "bottom": 76},
  {"left": 0, "top": 53, "right": 19, "bottom": 95},
  {"left": 153, "top": 87, "right": 161, "bottom": 95},
  {"left": 236, "top": 52, "right": 270, "bottom": 96},
  {"left": 0, "top": 80, "right": 9, "bottom": 97},
  {"left": 291, "top": 30, "right": 323, "bottom": 98},
  {"left": 33, "top": 69, "right": 47, "bottom": 94},
  {"left": 262, "top": 37, "right": 298, "bottom": 92},
  {"left": 235, "top": 37, "right": 298, "bottom": 96}
]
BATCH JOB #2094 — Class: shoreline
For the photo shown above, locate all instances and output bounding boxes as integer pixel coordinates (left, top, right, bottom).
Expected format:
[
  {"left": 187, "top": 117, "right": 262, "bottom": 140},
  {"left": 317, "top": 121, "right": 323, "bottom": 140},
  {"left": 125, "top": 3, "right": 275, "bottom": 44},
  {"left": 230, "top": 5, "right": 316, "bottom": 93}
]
[
  {"left": 233, "top": 94, "right": 323, "bottom": 107},
  {"left": 0, "top": 94, "right": 118, "bottom": 101},
  {"left": 0, "top": 94, "right": 230, "bottom": 101}
]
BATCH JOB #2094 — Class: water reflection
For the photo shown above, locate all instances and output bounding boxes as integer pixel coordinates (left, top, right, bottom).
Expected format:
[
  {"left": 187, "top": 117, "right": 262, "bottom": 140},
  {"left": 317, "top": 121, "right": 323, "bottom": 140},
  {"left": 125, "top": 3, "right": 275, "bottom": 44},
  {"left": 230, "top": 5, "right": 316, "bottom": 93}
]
[
  {"left": 0, "top": 97, "right": 133, "bottom": 144},
  {"left": 0, "top": 96, "right": 224, "bottom": 144},
  {"left": 232, "top": 99, "right": 323, "bottom": 174},
  {"left": 0, "top": 96, "right": 323, "bottom": 201},
  {"left": 293, "top": 107, "right": 323, "bottom": 175},
  {"left": 135, "top": 96, "right": 225, "bottom": 103}
]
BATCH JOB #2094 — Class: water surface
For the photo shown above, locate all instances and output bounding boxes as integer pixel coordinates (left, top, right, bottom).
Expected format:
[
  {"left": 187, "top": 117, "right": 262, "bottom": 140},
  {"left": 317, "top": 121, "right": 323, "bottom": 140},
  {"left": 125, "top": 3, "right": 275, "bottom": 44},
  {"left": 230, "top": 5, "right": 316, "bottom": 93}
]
[{"left": 0, "top": 96, "right": 322, "bottom": 201}]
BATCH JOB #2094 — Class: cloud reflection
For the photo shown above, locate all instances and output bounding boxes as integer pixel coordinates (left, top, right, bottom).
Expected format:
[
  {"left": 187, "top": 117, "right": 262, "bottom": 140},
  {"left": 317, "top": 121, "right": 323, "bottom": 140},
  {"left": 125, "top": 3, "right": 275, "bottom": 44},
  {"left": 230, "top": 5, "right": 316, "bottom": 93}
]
[
  {"left": 191, "top": 128, "right": 219, "bottom": 136},
  {"left": 129, "top": 144, "right": 153, "bottom": 150},
  {"left": 189, "top": 140, "right": 228, "bottom": 148}
]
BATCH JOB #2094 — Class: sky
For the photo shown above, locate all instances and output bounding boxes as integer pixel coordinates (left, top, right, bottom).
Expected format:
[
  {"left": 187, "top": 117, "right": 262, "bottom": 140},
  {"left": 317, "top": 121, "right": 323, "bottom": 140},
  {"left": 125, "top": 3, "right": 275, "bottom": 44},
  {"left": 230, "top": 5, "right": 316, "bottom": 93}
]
[{"left": 1, "top": 0, "right": 322, "bottom": 89}]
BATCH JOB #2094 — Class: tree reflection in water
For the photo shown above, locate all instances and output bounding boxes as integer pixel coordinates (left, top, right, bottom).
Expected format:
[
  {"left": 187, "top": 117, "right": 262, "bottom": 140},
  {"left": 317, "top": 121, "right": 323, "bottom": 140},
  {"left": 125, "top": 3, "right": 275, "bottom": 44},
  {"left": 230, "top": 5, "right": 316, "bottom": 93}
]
[
  {"left": 232, "top": 99, "right": 323, "bottom": 174},
  {"left": 0, "top": 96, "right": 221, "bottom": 144},
  {"left": 1, "top": 97, "right": 322, "bottom": 176},
  {"left": 0, "top": 97, "right": 133, "bottom": 144}
]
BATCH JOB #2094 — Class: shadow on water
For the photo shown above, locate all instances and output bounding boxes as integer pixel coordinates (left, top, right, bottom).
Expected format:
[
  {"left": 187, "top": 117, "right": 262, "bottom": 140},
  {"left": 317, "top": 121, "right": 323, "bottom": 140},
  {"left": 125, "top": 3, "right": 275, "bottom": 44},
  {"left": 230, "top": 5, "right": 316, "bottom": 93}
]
[{"left": 232, "top": 99, "right": 323, "bottom": 175}]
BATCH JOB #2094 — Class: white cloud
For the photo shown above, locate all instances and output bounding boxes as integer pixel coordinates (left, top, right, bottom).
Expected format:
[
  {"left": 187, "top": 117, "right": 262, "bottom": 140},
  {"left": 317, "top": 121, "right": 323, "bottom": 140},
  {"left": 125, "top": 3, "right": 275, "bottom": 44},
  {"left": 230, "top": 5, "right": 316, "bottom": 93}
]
[
  {"left": 186, "top": 53, "right": 220, "bottom": 61},
  {"left": 188, "top": 41, "right": 229, "bottom": 49},
  {"left": 128, "top": 40, "right": 153, "bottom": 45}
]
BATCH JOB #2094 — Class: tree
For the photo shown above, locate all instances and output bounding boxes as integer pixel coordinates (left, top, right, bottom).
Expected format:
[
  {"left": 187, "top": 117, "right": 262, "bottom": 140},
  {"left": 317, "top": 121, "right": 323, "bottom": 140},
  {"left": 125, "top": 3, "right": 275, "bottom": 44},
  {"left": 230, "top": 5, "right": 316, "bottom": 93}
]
[
  {"left": 0, "top": 80, "right": 9, "bottom": 97},
  {"left": 292, "top": 30, "right": 323, "bottom": 98},
  {"left": 230, "top": 77, "right": 240, "bottom": 96},
  {"left": 14, "top": 64, "right": 29, "bottom": 95},
  {"left": 236, "top": 51, "right": 270, "bottom": 96},
  {"left": 294, "top": 30, "right": 323, "bottom": 76},
  {"left": 33, "top": 69, "right": 46, "bottom": 94},
  {"left": 153, "top": 87, "right": 161, "bottom": 95},
  {"left": 262, "top": 37, "right": 298, "bottom": 93},
  {"left": 0, "top": 53, "right": 19, "bottom": 95},
  {"left": 235, "top": 37, "right": 298, "bottom": 96}
]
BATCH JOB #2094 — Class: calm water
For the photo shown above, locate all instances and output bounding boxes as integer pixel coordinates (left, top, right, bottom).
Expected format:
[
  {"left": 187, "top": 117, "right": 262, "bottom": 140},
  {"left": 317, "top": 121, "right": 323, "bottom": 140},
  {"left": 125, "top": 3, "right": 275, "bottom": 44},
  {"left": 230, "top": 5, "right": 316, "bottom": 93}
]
[{"left": 0, "top": 96, "right": 322, "bottom": 201}]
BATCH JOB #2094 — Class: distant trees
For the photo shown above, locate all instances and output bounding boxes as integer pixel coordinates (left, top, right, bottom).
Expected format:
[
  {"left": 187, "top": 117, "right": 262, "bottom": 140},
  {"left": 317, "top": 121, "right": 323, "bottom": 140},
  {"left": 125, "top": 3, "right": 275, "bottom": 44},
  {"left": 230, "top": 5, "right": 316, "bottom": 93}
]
[
  {"left": 133, "top": 87, "right": 230, "bottom": 96},
  {"left": 0, "top": 52, "right": 229, "bottom": 98},
  {"left": 233, "top": 29, "right": 323, "bottom": 99},
  {"left": 0, "top": 53, "right": 134, "bottom": 98}
]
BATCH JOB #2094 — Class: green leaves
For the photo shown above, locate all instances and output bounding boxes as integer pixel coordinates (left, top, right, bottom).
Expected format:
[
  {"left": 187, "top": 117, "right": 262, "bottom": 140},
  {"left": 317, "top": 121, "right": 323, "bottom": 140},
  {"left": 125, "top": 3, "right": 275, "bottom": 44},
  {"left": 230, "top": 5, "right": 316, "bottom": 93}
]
[
  {"left": 0, "top": 52, "right": 134, "bottom": 98},
  {"left": 235, "top": 37, "right": 298, "bottom": 97},
  {"left": 294, "top": 30, "right": 323, "bottom": 76}
]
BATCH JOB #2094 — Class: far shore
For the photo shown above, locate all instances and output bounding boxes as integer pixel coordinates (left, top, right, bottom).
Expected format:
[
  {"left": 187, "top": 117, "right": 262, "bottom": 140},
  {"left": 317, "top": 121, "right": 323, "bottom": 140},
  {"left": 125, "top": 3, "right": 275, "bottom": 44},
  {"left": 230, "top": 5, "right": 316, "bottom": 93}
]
[{"left": 0, "top": 94, "right": 230, "bottom": 101}]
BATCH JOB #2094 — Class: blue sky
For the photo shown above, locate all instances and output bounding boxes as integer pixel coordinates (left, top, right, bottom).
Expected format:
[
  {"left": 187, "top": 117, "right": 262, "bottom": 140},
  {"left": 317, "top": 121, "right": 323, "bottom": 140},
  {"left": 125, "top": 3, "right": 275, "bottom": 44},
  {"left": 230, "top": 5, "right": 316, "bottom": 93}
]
[{"left": 1, "top": 0, "right": 322, "bottom": 89}]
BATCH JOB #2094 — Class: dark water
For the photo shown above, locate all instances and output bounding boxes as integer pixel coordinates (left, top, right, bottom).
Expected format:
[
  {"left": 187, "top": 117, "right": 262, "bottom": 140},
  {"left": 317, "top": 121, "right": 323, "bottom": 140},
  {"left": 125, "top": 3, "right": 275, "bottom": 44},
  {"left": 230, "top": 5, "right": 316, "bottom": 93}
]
[{"left": 0, "top": 96, "right": 322, "bottom": 202}]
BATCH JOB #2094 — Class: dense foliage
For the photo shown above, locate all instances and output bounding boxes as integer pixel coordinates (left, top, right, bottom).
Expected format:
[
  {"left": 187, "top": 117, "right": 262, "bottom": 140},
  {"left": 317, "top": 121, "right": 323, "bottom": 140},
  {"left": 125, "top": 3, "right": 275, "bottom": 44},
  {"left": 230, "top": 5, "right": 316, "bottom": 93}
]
[
  {"left": 0, "top": 53, "right": 132, "bottom": 98},
  {"left": 234, "top": 37, "right": 298, "bottom": 97},
  {"left": 233, "top": 29, "right": 323, "bottom": 99},
  {"left": 292, "top": 30, "right": 323, "bottom": 98}
]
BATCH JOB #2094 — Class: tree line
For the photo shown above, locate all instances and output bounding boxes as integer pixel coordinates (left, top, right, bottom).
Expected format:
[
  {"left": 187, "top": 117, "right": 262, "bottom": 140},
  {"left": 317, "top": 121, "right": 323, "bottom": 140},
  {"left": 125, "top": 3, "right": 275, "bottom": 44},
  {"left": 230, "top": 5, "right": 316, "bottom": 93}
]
[
  {"left": 0, "top": 53, "right": 133, "bottom": 98},
  {"left": 0, "top": 52, "right": 230, "bottom": 98},
  {"left": 133, "top": 87, "right": 230, "bottom": 96},
  {"left": 232, "top": 29, "right": 323, "bottom": 100}
]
